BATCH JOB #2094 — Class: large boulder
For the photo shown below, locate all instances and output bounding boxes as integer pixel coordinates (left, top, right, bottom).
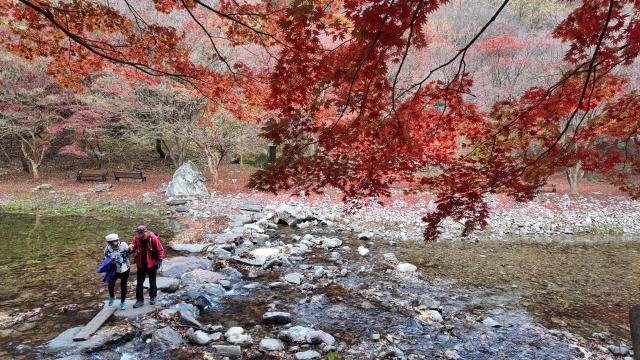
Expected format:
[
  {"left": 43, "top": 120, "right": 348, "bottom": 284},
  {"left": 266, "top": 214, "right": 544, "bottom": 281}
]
[
  {"left": 165, "top": 161, "right": 209, "bottom": 199},
  {"left": 46, "top": 324, "right": 134, "bottom": 354},
  {"left": 274, "top": 204, "right": 314, "bottom": 226},
  {"left": 151, "top": 326, "right": 184, "bottom": 348},
  {"left": 181, "top": 269, "right": 225, "bottom": 285}
]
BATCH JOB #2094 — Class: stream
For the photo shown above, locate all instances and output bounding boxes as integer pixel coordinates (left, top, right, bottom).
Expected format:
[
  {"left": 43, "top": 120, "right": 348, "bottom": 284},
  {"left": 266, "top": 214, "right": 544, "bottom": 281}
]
[
  {"left": 0, "top": 211, "right": 637, "bottom": 359},
  {"left": 0, "top": 212, "right": 176, "bottom": 359}
]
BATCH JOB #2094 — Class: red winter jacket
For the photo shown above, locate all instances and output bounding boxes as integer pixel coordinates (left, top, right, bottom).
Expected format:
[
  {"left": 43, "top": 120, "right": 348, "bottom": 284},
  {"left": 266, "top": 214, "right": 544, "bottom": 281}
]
[{"left": 130, "top": 231, "right": 165, "bottom": 269}]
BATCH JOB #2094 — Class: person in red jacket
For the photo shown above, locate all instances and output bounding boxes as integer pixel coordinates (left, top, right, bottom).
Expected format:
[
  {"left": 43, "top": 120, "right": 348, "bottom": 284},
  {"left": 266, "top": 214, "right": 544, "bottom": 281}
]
[{"left": 129, "top": 225, "right": 165, "bottom": 308}]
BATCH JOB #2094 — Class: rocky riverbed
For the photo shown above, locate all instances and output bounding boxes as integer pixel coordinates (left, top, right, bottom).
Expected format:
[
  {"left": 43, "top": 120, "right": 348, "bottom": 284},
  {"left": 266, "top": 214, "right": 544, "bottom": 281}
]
[{"left": 36, "top": 198, "right": 636, "bottom": 359}]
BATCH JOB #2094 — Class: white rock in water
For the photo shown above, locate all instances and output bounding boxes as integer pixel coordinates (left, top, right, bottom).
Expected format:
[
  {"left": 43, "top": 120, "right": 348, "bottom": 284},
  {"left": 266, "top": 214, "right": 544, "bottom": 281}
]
[
  {"left": 165, "top": 161, "right": 209, "bottom": 198},
  {"left": 259, "top": 338, "right": 285, "bottom": 351},
  {"left": 397, "top": 263, "right": 417, "bottom": 272},
  {"left": 284, "top": 272, "right": 304, "bottom": 285},
  {"left": 482, "top": 317, "right": 502, "bottom": 328},
  {"left": 295, "top": 350, "right": 321, "bottom": 360},
  {"left": 357, "top": 246, "right": 370, "bottom": 256}
]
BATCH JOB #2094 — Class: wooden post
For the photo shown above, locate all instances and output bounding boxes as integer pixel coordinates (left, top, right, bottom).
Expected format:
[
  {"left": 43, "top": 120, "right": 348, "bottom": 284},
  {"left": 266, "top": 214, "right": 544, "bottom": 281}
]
[{"left": 630, "top": 304, "right": 640, "bottom": 360}]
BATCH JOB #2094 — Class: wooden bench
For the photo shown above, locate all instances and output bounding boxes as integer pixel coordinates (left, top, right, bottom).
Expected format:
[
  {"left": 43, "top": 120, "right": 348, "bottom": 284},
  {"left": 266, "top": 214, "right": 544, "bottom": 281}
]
[
  {"left": 113, "top": 171, "right": 146, "bottom": 182},
  {"left": 76, "top": 170, "right": 108, "bottom": 182}
]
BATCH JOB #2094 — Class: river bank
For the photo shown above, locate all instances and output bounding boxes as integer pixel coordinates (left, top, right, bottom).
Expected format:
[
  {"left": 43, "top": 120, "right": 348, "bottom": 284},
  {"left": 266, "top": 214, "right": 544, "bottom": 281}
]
[{"left": 1, "top": 178, "right": 638, "bottom": 358}]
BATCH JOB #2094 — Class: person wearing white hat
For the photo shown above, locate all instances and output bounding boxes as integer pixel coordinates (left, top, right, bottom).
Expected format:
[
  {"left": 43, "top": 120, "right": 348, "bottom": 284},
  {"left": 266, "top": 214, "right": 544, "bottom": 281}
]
[{"left": 104, "top": 233, "right": 130, "bottom": 310}]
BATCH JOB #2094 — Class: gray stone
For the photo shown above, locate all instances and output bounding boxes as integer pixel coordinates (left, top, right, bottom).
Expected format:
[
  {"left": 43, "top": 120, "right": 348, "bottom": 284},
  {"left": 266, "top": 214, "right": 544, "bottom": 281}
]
[
  {"left": 165, "top": 161, "right": 209, "bottom": 198},
  {"left": 382, "top": 253, "right": 398, "bottom": 262},
  {"left": 142, "top": 192, "right": 154, "bottom": 205},
  {"left": 444, "top": 349, "right": 461, "bottom": 360},
  {"left": 279, "top": 326, "right": 314, "bottom": 343},
  {"left": 186, "top": 328, "right": 210, "bottom": 345},
  {"left": 295, "top": 350, "right": 321, "bottom": 360},
  {"left": 200, "top": 283, "right": 226, "bottom": 296},
  {"left": 357, "top": 246, "right": 370, "bottom": 256},
  {"left": 160, "top": 256, "right": 211, "bottom": 277},
  {"left": 211, "top": 345, "right": 242, "bottom": 359},
  {"left": 91, "top": 183, "right": 112, "bottom": 193},
  {"left": 171, "top": 243, "right": 211, "bottom": 253},
  {"left": 284, "top": 273, "right": 304, "bottom": 285},
  {"left": 113, "top": 300, "right": 159, "bottom": 319},
  {"left": 175, "top": 207, "right": 189, "bottom": 213},
  {"left": 357, "top": 231, "right": 375, "bottom": 240},
  {"left": 240, "top": 203, "right": 263, "bottom": 212},
  {"left": 262, "top": 311, "right": 292, "bottom": 324},
  {"left": 306, "top": 330, "right": 335, "bottom": 346},
  {"left": 179, "top": 310, "right": 203, "bottom": 328},
  {"left": 225, "top": 327, "right": 244, "bottom": 338},
  {"left": 181, "top": 269, "right": 225, "bottom": 285},
  {"left": 227, "top": 333, "right": 253, "bottom": 345},
  {"left": 421, "top": 309, "right": 443, "bottom": 323},
  {"left": 232, "top": 247, "right": 279, "bottom": 266},
  {"left": 167, "top": 199, "right": 188, "bottom": 206},
  {"left": 397, "top": 263, "right": 417, "bottom": 272},
  {"left": 138, "top": 277, "right": 180, "bottom": 292},
  {"left": 46, "top": 324, "right": 134, "bottom": 353},
  {"left": 259, "top": 338, "right": 285, "bottom": 351},
  {"left": 152, "top": 326, "right": 184, "bottom": 348},
  {"left": 320, "top": 237, "right": 342, "bottom": 249},
  {"left": 33, "top": 183, "right": 54, "bottom": 191},
  {"left": 275, "top": 204, "right": 314, "bottom": 225},
  {"left": 482, "top": 317, "right": 502, "bottom": 328}
]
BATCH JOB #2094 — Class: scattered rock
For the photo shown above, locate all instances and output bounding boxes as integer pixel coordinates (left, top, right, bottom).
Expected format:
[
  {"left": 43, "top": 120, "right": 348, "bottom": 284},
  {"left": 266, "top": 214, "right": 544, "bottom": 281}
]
[
  {"left": 171, "top": 243, "right": 210, "bottom": 252},
  {"left": 357, "top": 246, "right": 370, "bottom": 256},
  {"left": 262, "top": 311, "right": 293, "bottom": 324},
  {"left": 284, "top": 272, "right": 304, "bottom": 285},
  {"left": 91, "top": 183, "right": 112, "bottom": 193},
  {"left": 279, "top": 326, "right": 314, "bottom": 343},
  {"left": 275, "top": 204, "right": 314, "bottom": 226},
  {"left": 482, "top": 317, "right": 502, "bottom": 328},
  {"left": 33, "top": 183, "right": 53, "bottom": 191},
  {"left": 397, "top": 263, "right": 417, "bottom": 272},
  {"left": 186, "top": 328, "right": 210, "bottom": 345},
  {"left": 152, "top": 327, "right": 185, "bottom": 348},
  {"left": 138, "top": 277, "right": 180, "bottom": 293},
  {"left": 295, "top": 350, "right": 321, "bottom": 360},
  {"left": 211, "top": 345, "right": 242, "bottom": 359},
  {"left": 181, "top": 269, "right": 225, "bottom": 285},
  {"left": 444, "top": 349, "right": 461, "bottom": 360},
  {"left": 358, "top": 231, "right": 375, "bottom": 240},
  {"left": 142, "top": 192, "right": 154, "bottom": 205},
  {"left": 167, "top": 199, "right": 188, "bottom": 206},
  {"left": 161, "top": 256, "right": 211, "bottom": 277},
  {"left": 259, "top": 338, "right": 285, "bottom": 351},
  {"left": 306, "top": 330, "right": 335, "bottom": 346}
]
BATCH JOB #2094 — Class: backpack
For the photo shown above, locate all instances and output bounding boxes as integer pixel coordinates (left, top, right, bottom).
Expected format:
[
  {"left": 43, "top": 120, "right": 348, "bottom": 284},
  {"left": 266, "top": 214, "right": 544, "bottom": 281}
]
[{"left": 142, "top": 231, "right": 160, "bottom": 260}]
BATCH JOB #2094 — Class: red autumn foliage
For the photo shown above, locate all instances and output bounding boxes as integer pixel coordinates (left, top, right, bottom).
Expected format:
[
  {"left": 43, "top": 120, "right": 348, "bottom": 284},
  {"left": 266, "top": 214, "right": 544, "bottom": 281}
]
[{"left": 2, "top": 0, "right": 640, "bottom": 239}]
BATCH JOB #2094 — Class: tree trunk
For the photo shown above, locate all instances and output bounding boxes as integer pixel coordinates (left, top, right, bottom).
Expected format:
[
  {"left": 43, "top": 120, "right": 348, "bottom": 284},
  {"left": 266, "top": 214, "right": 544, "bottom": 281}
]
[
  {"left": 155, "top": 138, "right": 166, "bottom": 159},
  {"left": 29, "top": 160, "right": 40, "bottom": 180},
  {"left": 565, "top": 161, "right": 585, "bottom": 195},
  {"left": 205, "top": 151, "right": 219, "bottom": 183},
  {"left": 20, "top": 156, "right": 30, "bottom": 173}
]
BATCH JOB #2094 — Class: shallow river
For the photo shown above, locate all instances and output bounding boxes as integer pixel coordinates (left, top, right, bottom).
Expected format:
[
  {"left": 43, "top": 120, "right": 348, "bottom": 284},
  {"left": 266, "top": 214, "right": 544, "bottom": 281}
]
[{"left": 0, "top": 212, "right": 175, "bottom": 359}]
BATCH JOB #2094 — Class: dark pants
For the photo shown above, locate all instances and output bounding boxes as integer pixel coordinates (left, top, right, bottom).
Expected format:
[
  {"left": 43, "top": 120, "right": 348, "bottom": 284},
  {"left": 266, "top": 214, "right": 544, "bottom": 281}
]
[
  {"left": 136, "top": 265, "right": 157, "bottom": 302},
  {"left": 108, "top": 270, "right": 129, "bottom": 302}
]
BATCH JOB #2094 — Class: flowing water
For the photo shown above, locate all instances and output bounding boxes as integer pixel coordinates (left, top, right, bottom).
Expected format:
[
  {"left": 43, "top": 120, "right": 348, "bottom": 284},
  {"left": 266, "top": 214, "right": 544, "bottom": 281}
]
[{"left": 0, "top": 212, "right": 175, "bottom": 359}]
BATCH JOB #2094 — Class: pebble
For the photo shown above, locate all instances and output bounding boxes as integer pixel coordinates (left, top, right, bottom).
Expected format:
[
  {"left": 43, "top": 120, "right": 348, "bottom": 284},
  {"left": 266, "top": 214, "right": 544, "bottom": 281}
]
[
  {"left": 397, "top": 263, "right": 417, "bottom": 272},
  {"left": 357, "top": 246, "right": 370, "bottom": 256},
  {"left": 259, "top": 338, "right": 285, "bottom": 351},
  {"left": 295, "top": 350, "right": 321, "bottom": 360}
]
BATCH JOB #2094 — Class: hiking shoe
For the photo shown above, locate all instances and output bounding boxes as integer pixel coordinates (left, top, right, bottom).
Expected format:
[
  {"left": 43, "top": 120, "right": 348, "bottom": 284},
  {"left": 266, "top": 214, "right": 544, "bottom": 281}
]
[
  {"left": 108, "top": 297, "right": 115, "bottom": 306},
  {"left": 119, "top": 302, "right": 126, "bottom": 310},
  {"left": 132, "top": 301, "right": 144, "bottom": 308},
  {"left": 149, "top": 298, "right": 156, "bottom": 305}
]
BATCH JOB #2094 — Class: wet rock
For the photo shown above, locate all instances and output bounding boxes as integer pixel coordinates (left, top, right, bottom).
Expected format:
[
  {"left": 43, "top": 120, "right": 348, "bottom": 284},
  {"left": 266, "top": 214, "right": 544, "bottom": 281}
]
[
  {"left": 233, "top": 248, "right": 279, "bottom": 266},
  {"left": 46, "top": 325, "right": 134, "bottom": 353},
  {"left": 211, "top": 345, "right": 242, "bottom": 359},
  {"left": 306, "top": 330, "right": 335, "bottom": 346},
  {"left": 357, "top": 246, "right": 370, "bottom": 256},
  {"left": 179, "top": 309, "right": 203, "bottom": 328},
  {"left": 279, "top": 326, "right": 314, "bottom": 343},
  {"left": 295, "top": 350, "right": 321, "bottom": 360},
  {"left": 419, "top": 309, "right": 443, "bottom": 323},
  {"left": 181, "top": 269, "right": 225, "bottom": 285},
  {"left": 259, "top": 338, "right": 285, "bottom": 351},
  {"left": 171, "top": 243, "right": 210, "bottom": 253},
  {"left": 320, "top": 237, "right": 342, "bottom": 249},
  {"left": 139, "top": 276, "right": 180, "bottom": 293},
  {"left": 262, "top": 311, "right": 293, "bottom": 324},
  {"left": 165, "top": 161, "right": 209, "bottom": 198},
  {"left": 186, "top": 328, "right": 210, "bottom": 345},
  {"left": 275, "top": 204, "right": 314, "bottom": 225},
  {"left": 444, "top": 349, "right": 461, "bottom": 360},
  {"left": 396, "top": 263, "right": 417, "bottom": 272},
  {"left": 91, "top": 183, "right": 112, "bottom": 193},
  {"left": 152, "top": 326, "right": 184, "bottom": 348},
  {"left": 161, "top": 256, "right": 211, "bottom": 277},
  {"left": 284, "top": 272, "right": 304, "bottom": 285},
  {"left": 482, "top": 317, "right": 502, "bottom": 328}
]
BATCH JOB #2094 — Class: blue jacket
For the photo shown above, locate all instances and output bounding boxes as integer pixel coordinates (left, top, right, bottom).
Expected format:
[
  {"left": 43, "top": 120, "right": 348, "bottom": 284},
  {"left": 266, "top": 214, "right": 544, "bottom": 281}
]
[{"left": 96, "top": 257, "right": 116, "bottom": 284}]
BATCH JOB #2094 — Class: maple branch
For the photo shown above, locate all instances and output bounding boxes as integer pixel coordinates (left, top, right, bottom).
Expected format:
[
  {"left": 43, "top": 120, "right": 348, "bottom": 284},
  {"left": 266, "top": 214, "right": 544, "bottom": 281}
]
[{"left": 397, "top": 0, "right": 511, "bottom": 101}]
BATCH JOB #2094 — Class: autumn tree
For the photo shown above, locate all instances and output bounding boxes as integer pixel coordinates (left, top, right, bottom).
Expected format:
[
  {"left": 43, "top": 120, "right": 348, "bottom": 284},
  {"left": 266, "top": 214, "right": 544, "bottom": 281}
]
[{"left": 3, "top": 0, "right": 640, "bottom": 239}]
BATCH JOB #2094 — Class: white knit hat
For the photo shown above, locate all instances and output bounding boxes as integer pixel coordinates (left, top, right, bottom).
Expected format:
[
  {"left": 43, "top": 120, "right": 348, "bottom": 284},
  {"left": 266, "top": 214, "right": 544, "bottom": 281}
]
[{"left": 105, "top": 233, "right": 120, "bottom": 242}]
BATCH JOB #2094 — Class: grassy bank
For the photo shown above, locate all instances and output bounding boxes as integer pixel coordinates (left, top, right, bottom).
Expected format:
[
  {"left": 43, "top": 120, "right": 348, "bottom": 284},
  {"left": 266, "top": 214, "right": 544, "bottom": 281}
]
[{"left": 0, "top": 194, "right": 162, "bottom": 217}]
